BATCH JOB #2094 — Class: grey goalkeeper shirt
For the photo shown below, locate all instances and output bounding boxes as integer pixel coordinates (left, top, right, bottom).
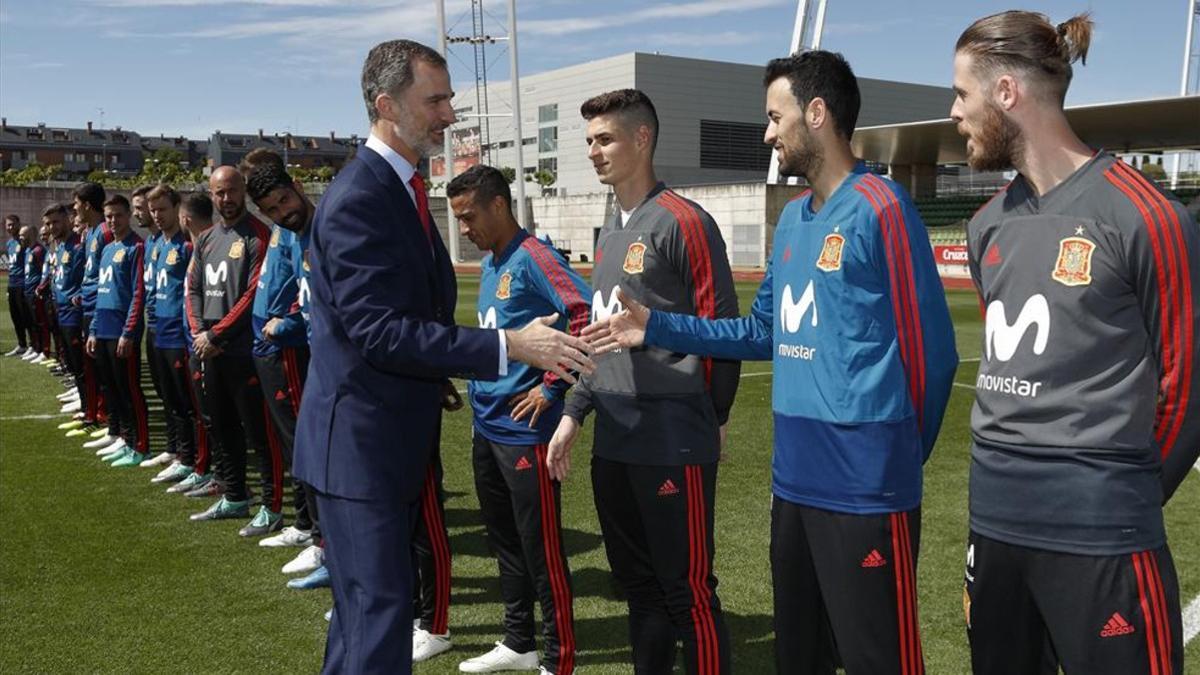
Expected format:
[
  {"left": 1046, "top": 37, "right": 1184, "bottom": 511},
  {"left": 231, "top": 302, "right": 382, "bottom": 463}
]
[{"left": 967, "top": 151, "right": 1200, "bottom": 555}]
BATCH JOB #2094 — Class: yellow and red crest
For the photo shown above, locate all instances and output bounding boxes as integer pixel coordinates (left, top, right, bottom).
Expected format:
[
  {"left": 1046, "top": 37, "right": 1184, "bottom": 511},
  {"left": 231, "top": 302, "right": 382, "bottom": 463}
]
[
  {"left": 270, "top": 228, "right": 281, "bottom": 247},
  {"left": 61, "top": 251, "right": 70, "bottom": 265},
  {"left": 228, "top": 240, "right": 244, "bottom": 260},
  {"left": 1051, "top": 237, "right": 1095, "bottom": 287},
  {"left": 167, "top": 249, "right": 179, "bottom": 266},
  {"left": 112, "top": 248, "right": 125, "bottom": 264},
  {"left": 495, "top": 271, "right": 512, "bottom": 300},
  {"left": 623, "top": 241, "right": 647, "bottom": 274},
  {"left": 815, "top": 233, "right": 845, "bottom": 272}
]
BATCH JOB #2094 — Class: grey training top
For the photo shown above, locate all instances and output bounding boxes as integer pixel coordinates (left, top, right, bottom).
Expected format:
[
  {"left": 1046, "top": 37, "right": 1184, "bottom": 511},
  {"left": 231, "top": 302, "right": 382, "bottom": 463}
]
[
  {"left": 564, "top": 183, "right": 741, "bottom": 466},
  {"left": 967, "top": 151, "right": 1200, "bottom": 555}
]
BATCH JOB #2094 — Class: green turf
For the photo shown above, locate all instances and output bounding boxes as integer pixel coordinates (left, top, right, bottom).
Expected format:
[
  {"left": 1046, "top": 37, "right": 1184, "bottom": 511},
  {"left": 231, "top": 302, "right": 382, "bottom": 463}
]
[{"left": 0, "top": 277, "right": 1196, "bottom": 673}]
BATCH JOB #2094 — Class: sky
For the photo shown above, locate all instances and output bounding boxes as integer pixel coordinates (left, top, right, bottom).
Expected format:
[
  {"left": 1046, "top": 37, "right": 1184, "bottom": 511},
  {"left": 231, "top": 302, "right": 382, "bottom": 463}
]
[{"left": 0, "top": 0, "right": 1193, "bottom": 140}]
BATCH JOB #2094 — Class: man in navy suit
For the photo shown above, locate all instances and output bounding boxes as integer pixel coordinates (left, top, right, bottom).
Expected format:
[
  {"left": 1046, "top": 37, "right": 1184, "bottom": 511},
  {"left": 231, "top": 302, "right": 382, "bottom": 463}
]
[{"left": 293, "top": 39, "right": 593, "bottom": 674}]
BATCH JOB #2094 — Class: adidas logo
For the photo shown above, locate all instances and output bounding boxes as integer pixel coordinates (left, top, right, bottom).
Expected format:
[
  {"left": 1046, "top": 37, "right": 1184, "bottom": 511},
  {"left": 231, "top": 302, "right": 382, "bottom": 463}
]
[
  {"left": 1100, "top": 612, "right": 1135, "bottom": 638},
  {"left": 861, "top": 549, "right": 887, "bottom": 568},
  {"left": 984, "top": 243, "right": 1002, "bottom": 266},
  {"left": 514, "top": 456, "right": 532, "bottom": 471},
  {"left": 275, "top": 390, "right": 288, "bottom": 401},
  {"left": 657, "top": 479, "right": 679, "bottom": 497}
]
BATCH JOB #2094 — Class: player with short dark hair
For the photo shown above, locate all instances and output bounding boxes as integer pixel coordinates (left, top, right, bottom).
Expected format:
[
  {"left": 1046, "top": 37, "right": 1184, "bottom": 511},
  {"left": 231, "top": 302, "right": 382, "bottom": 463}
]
[
  {"left": 19, "top": 223, "right": 50, "bottom": 364},
  {"left": 88, "top": 195, "right": 151, "bottom": 467},
  {"left": 4, "top": 214, "right": 30, "bottom": 357},
  {"left": 547, "top": 88, "right": 742, "bottom": 674},
  {"left": 76, "top": 181, "right": 116, "bottom": 445},
  {"left": 952, "top": 11, "right": 1198, "bottom": 674},
  {"left": 584, "top": 52, "right": 958, "bottom": 675},
  {"left": 45, "top": 204, "right": 86, "bottom": 421},
  {"left": 450, "top": 164, "right": 588, "bottom": 674}
]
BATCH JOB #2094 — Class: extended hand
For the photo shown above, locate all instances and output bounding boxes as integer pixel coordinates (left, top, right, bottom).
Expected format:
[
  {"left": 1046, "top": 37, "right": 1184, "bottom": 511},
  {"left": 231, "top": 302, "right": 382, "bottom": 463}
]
[
  {"left": 263, "top": 318, "right": 283, "bottom": 342},
  {"left": 510, "top": 386, "right": 552, "bottom": 428},
  {"left": 546, "top": 415, "right": 580, "bottom": 481},
  {"left": 505, "top": 314, "right": 594, "bottom": 384},
  {"left": 441, "top": 381, "right": 464, "bottom": 412},
  {"left": 582, "top": 287, "right": 650, "bottom": 355}
]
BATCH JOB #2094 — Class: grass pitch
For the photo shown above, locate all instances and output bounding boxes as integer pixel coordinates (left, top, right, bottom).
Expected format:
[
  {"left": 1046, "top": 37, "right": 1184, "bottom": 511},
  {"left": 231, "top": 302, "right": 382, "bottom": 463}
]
[{"left": 0, "top": 277, "right": 1196, "bottom": 673}]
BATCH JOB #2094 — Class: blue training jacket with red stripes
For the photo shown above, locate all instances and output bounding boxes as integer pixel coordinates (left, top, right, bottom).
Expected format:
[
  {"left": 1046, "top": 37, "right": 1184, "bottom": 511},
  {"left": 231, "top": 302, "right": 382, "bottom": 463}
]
[
  {"left": 644, "top": 163, "right": 957, "bottom": 514},
  {"left": 966, "top": 151, "right": 1200, "bottom": 556}
]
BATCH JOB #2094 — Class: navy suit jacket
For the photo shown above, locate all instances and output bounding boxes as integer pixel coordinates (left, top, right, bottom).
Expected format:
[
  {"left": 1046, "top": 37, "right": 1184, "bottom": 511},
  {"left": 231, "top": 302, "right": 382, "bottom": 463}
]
[{"left": 294, "top": 147, "right": 500, "bottom": 502}]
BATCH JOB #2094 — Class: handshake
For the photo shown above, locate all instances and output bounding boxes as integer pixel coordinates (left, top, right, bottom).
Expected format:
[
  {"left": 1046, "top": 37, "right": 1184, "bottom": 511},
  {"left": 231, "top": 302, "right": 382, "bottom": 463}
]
[
  {"left": 503, "top": 286, "right": 651, "bottom": 382},
  {"left": 504, "top": 287, "right": 656, "bottom": 482}
]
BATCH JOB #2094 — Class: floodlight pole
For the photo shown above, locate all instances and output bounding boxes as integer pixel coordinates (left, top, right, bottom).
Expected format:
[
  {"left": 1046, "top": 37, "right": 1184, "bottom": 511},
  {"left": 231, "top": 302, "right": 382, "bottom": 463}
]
[
  {"left": 436, "top": 0, "right": 460, "bottom": 263},
  {"left": 508, "top": 0, "right": 528, "bottom": 232},
  {"left": 1171, "top": 0, "right": 1199, "bottom": 190}
]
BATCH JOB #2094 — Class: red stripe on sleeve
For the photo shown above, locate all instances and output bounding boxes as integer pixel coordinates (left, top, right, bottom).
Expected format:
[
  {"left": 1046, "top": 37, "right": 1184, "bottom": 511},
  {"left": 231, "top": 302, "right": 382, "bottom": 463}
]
[
  {"left": 211, "top": 218, "right": 270, "bottom": 338},
  {"left": 1105, "top": 165, "right": 1191, "bottom": 460},
  {"left": 658, "top": 191, "right": 717, "bottom": 387},
  {"left": 521, "top": 238, "right": 591, "bottom": 390},
  {"left": 123, "top": 243, "right": 146, "bottom": 335}
]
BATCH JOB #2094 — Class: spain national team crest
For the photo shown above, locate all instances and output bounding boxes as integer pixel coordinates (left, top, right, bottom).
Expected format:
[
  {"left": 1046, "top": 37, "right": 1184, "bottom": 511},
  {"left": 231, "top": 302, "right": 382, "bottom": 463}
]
[
  {"left": 1051, "top": 236, "right": 1095, "bottom": 287},
  {"left": 112, "top": 248, "right": 125, "bottom": 263},
  {"left": 229, "top": 240, "right": 244, "bottom": 260},
  {"left": 61, "top": 251, "right": 70, "bottom": 265},
  {"left": 815, "top": 232, "right": 845, "bottom": 272},
  {"left": 623, "top": 241, "right": 647, "bottom": 274},
  {"left": 270, "top": 228, "right": 281, "bottom": 247},
  {"left": 496, "top": 271, "right": 512, "bottom": 300},
  {"left": 166, "top": 249, "right": 178, "bottom": 266},
  {"left": 90, "top": 239, "right": 98, "bottom": 252},
  {"left": 152, "top": 247, "right": 159, "bottom": 261},
  {"left": 302, "top": 251, "right": 311, "bottom": 272}
]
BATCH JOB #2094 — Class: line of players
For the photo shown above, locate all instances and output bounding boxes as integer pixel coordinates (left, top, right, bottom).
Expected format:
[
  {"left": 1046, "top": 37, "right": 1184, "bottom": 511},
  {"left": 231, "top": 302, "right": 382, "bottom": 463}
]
[{"left": 5, "top": 10, "right": 1199, "bottom": 675}]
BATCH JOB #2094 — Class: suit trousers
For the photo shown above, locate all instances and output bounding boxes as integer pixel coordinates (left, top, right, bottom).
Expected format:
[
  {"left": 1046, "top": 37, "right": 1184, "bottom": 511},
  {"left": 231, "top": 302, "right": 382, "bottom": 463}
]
[{"left": 318, "top": 488, "right": 416, "bottom": 675}]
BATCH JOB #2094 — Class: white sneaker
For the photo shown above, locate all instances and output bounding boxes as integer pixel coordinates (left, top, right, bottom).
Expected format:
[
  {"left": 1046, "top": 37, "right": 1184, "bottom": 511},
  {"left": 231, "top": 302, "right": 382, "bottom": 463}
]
[
  {"left": 83, "top": 434, "right": 118, "bottom": 449},
  {"left": 281, "top": 544, "right": 324, "bottom": 575},
  {"left": 324, "top": 608, "right": 333, "bottom": 622},
  {"left": 60, "top": 400, "right": 82, "bottom": 414},
  {"left": 3, "top": 346, "right": 24, "bottom": 357},
  {"left": 413, "top": 628, "right": 452, "bottom": 663},
  {"left": 260, "top": 526, "right": 314, "bottom": 548},
  {"left": 152, "top": 459, "right": 183, "bottom": 478},
  {"left": 458, "top": 641, "right": 539, "bottom": 673},
  {"left": 30, "top": 354, "right": 47, "bottom": 364},
  {"left": 22, "top": 350, "right": 40, "bottom": 361},
  {"left": 57, "top": 389, "right": 79, "bottom": 401},
  {"left": 95, "top": 438, "right": 127, "bottom": 456},
  {"left": 140, "top": 451, "right": 175, "bottom": 468}
]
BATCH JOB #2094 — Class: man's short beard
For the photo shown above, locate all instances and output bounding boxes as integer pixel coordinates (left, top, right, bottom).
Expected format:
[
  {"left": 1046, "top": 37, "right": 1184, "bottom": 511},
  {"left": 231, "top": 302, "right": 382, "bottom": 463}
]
[
  {"left": 778, "top": 129, "right": 822, "bottom": 181},
  {"left": 392, "top": 119, "right": 440, "bottom": 159},
  {"left": 967, "top": 101, "right": 1023, "bottom": 172}
]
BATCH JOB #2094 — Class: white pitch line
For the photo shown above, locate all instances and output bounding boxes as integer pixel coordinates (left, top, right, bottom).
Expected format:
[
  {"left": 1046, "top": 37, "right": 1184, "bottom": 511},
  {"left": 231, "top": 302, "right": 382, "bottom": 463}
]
[
  {"left": 740, "top": 371, "right": 773, "bottom": 379},
  {"left": 953, "top": 382, "right": 976, "bottom": 390},
  {"left": 0, "top": 413, "right": 65, "bottom": 421},
  {"left": 960, "top": 357, "right": 982, "bottom": 363},
  {"left": 1184, "top": 593, "right": 1200, "bottom": 645}
]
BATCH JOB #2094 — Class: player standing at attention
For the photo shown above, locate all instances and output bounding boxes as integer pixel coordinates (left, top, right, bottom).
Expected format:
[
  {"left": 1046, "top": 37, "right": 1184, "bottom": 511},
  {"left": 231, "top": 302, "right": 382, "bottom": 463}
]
[
  {"left": 546, "top": 88, "right": 741, "bottom": 675},
  {"left": 88, "top": 195, "right": 151, "bottom": 468},
  {"left": 451, "top": 165, "right": 588, "bottom": 675},
  {"left": 583, "top": 53, "right": 958, "bottom": 675},
  {"left": 950, "top": 11, "right": 1199, "bottom": 674},
  {"left": 5, "top": 215, "right": 30, "bottom": 357}
]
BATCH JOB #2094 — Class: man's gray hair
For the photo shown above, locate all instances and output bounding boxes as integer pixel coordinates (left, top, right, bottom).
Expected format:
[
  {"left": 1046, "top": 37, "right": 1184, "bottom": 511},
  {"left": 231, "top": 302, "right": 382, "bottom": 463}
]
[{"left": 361, "top": 39, "right": 447, "bottom": 124}]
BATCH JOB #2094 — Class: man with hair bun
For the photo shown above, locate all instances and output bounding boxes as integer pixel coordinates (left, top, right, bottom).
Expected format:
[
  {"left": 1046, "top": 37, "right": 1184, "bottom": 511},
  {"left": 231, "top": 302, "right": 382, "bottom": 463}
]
[{"left": 953, "top": 11, "right": 1198, "bottom": 674}]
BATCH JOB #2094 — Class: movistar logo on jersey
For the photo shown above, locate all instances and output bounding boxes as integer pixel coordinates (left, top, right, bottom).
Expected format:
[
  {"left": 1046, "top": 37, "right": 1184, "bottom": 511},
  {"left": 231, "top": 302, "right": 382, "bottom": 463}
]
[
  {"left": 297, "top": 277, "right": 310, "bottom": 312},
  {"left": 978, "top": 294, "right": 1048, "bottom": 398},
  {"left": 592, "top": 287, "right": 623, "bottom": 323},
  {"left": 777, "top": 280, "right": 818, "bottom": 361},
  {"left": 478, "top": 306, "right": 497, "bottom": 329},
  {"left": 984, "top": 295, "right": 1049, "bottom": 362},
  {"left": 156, "top": 269, "right": 168, "bottom": 290},
  {"left": 98, "top": 266, "right": 114, "bottom": 287},
  {"left": 205, "top": 261, "right": 228, "bottom": 286}
]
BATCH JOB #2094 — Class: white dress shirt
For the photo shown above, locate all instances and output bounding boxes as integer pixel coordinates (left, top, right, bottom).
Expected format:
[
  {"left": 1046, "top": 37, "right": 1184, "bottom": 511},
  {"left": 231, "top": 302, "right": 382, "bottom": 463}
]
[{"left": 362, "top": 133, "right": 508, "bottom": 374}]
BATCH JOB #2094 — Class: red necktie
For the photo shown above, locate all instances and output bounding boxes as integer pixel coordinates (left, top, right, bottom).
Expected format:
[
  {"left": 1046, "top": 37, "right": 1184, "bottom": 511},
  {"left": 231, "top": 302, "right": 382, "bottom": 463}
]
[{"left": 408, "top": 173, "right": 435, "bottom": 248}]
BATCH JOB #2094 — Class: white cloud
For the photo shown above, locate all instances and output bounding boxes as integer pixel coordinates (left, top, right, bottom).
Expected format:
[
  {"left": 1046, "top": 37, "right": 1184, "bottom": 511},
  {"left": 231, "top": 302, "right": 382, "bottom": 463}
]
[
  {"left": 636, "top": 30, "right": 768, "bottom": 48},
  {"left": 522, "top": 0, "right": 786, "bottom": 36}
]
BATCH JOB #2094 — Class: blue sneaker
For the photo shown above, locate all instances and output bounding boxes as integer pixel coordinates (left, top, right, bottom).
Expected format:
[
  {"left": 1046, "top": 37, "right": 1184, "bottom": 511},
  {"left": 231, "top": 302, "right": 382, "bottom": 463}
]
[
  {"left": 189, "top": 497, "right": 249, "bottom": 522},
  {"left": 287, "top": 565, "right": 331, "bottom": 590}
]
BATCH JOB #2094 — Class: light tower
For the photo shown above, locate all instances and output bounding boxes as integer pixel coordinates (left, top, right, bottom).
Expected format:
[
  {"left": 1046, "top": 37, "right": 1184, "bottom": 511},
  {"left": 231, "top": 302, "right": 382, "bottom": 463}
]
[
  {"left": 436, "top": 0, "right": 528, "bottom": 262},
  {"left": 1171, "top": 0, "right": 1199, "bottom": 189}
]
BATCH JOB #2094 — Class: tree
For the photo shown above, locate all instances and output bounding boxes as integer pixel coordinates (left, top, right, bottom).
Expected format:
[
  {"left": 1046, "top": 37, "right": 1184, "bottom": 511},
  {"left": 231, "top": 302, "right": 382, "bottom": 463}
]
[
  {"left": 499, "top": 166, "right": 516, "bottom": 184},
  {"left": 528, "top": 169, "right": 556, "bottom": 196},
  {"left": 0, "top": 163, "right": 63, "bottom": 186}
]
